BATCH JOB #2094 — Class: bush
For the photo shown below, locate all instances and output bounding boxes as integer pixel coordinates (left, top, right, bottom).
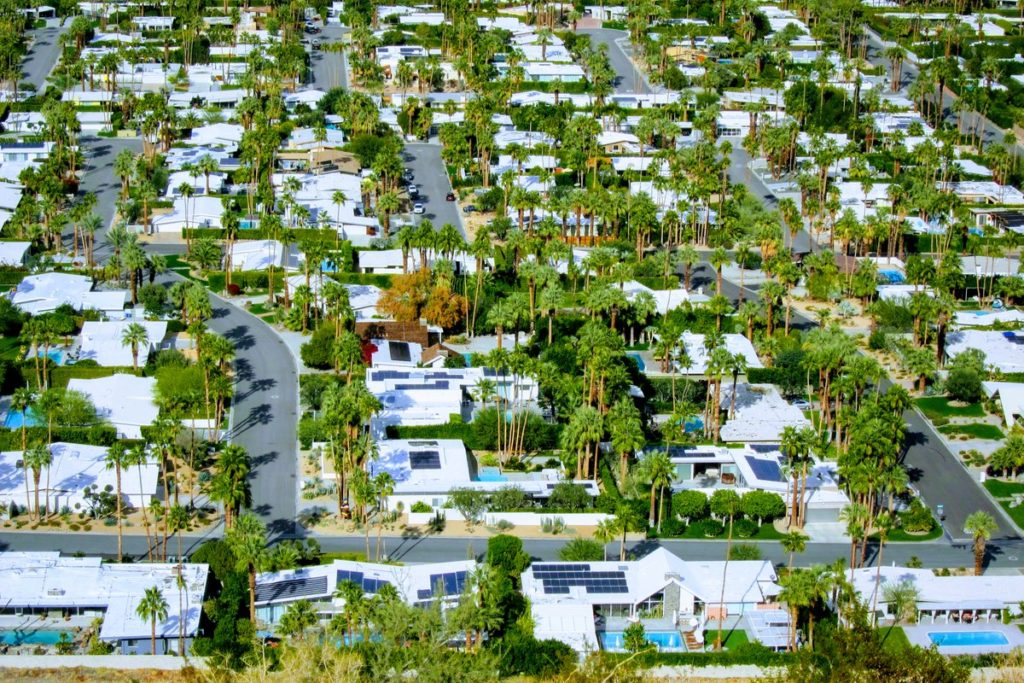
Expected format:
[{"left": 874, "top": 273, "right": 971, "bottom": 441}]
[
  {"left": 946, "top": 366, "right": 983, "bottom": 404},
  {"left": 410, "top": 501, "right": 432, "bottom": 513},
  {"left": 138, "top": 283, "right": 167, "bottom": 314},
  {"left": 489, "top": 485, "right": 530, "bottom": 512},
  {"left": 471, "top": 407, "right": 560, "bottom": 452},
  {"left": 487, "top": 534, "right": 531, "bottom": 579},
  {"left": 298, "top": 416, "right": 327, "bottom": 448},
  {"left": 710, "top": 489, "right": 742, "bottom": 520},
  {"left": 558, "top": 537, "right": 605, "bottom": 561},
  {"left": 299, "top": 325, "right": 336, "bottom": 370},
  {"left": 546, "top": 482, "right": 591, "bottom": 511},
  {"left": 491, "top": 628, "right": 575, "bottom": 678},
  {"left": 740, "top": 490, "right": 786, "bottom": 526},
  {"left": 692, "top": 519, "right": 724, "bottom": 537},
  {"left": 900, "top": 498, "right": 935, "bottom": 533},
  {"left": 733, "top": 518, "right": 758, "bottom": 538},
  {"left": 729, "top": 543, "right": 762, "bottom": 560},
  {"left": 672, "top": 490, "right": 709, "bottom": 523}
]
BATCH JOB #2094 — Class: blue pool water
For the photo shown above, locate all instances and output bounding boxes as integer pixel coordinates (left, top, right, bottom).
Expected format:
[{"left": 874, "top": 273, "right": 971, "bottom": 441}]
[
  {"left": 879, "top": 269, "right": 905, "bottom": 284},
  {"left": 463, "top": 353, "right": 473, "bottom": 366},
  {"left": 601, "top": 630, "right": 683, "bottom": 651},
  {"left": 240, "top": 219, "right": 259, "bottom": 230},
  {"left": 321, "top": 259, "right": 338, "bottom": 273},
  {"left": 0, "top": 629, "right": 72, "bottom": 646},
  {"left": 928, "top": 631, "right": 1009, "bottom": 648},
  {"left": 4, "top": 408, "right": 41, "bottom": 429},
  {"left": 683, "top": 416, "right": 704, "bottom": 433},
  {"left": 30, "top": 348, "right": 65, "bottom": 365},
  {"left": 478, "top": 467, "right": 507, "bottom": 482},
  {"left": 628, "top": 353, "right": 646, "bottom": 371}
]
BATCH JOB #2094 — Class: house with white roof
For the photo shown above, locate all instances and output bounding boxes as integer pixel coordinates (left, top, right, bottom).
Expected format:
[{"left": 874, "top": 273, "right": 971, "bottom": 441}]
[
  {"left": 939, "top": 181, "right": 1024, "bottom": 206},
  {"left": 346, "top": 283, "right": 385, "bottom": 321},
  {"left": 520, "top": 62, "right": 585, "bottom": 83},
  {"left": 229, "top": 239, "right": 297, "bottom": 272},
  {"left": 9, "top": 273, "right": 129, "bottom": 317},
  {"left": 187, "top": 122, "right": 244, "bottom": 152},
  {"left": 254, "top": 558, "right": 476, "bottom": 627},
  {"left": 67, "top": 375, "right": 159, "bottom": 440},
  {"left": 676, "top": 332, "right": 764, "bottom": 375},
  {"left": 719, "top": 383, "right": 811, "bottom": 442},
  {"left": 152, "top": 195, "right": 225, "bottom": 232},
  {"left": 0, "top": 552, "right": 206, "bottom": 655},
  {"left": 852, "top": 565, "right": 1024, "bottom": 627},
  {"left": 947, "top": 330, "right": 1024, "bottom": 373},
  {"left": 78, "top": 320, "right": 168, "bottom": 367},
  {"left": 0, "top": 241, "right": 30, "bottom": 266},
  {"left": 493, "top": 130, "right": 556, "bottom": 151},
  {"left": 369, "top": 338, "right": 430, "bottom": 369},
  {"left": 165, "top": 169, "right": 225, "bottom": 197},
  {"left": 0, "top": 443, "right": 158, "bottom": 513},
  {"left": 523, "top": 548, "right": 786, "bottom": 653},
  {"left": 286, "top": 127, "right": 346, "bottom": 151}
]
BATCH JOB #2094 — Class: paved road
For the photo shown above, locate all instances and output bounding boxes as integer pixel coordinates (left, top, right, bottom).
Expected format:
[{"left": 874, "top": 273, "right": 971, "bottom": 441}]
[
  {"left": 160, "top": 273, "right": 301, "bottom": 538},
  {"left": 404, "top": 142, "right": 464, "bottom": 237},
  {"left": 706, "top": 270, "right": 1018, "bottom": 542},
  {"left": 0, "top": 531, "right": 1016, "bottom": 571},
  {"left": 577, "top": 28, "right": 652, "bottom": 95},
  {"left": 862, "top": 26, "right": 1020, "bottom": 153},
  {"left": 21, "top": 24, "right": 65, "bottom": 90},
  {"left": 309, "top": 25, "right": 348, "bottom": 89},
  {"left": 74, "top": 136, "right": 143, "bottom": 258},
  {"left": 724, "top": 142, "right": 811, "bottom": 253}
]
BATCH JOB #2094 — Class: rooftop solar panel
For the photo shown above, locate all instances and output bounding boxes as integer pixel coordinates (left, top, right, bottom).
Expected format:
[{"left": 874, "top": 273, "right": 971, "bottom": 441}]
[
  {"left": 427, "top": 571, "right": 468, "bottom": 597},
  {"left": 533, "top": 563, "right": 628, "bottom": 596},
  {"left": 362, "top": 578, "right": 390, "bottom": 594},
  {"left": 745, "top": 455, "right": 783, "bottom": 482},
  {"left": 409, "top": 450, "right": 441, "bottom": 470},
  {"left": 254, "top": 576, "right": 328, "bottom": 603},
  {"left": 336, "top": 570, "right": 365, "bottom": 585},
  {"left": 388, "top": 341, "right": 412, "bottom": 362}
]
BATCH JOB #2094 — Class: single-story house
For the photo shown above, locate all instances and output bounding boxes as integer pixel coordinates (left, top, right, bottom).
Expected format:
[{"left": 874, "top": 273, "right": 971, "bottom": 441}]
[
  {"left": 718, "top": 383, "right": 812, "bottom": 442},
  {"left": 67, "top": 375, "right": 159, "bottom": 440},
  {"left": 0, "top": 241, "right": 31, "bottom": 266},
  {"left": 78, "top": 320, "right": 168, "bottom": 367},
  {"left": 946, "top": 330, "right": 1024, "bottom": 373},
  {"left": 152, "top": 196, "right": 225, "bottom": 233},
  {"left": 676, "top": 332, "right": 764, "bottom": 375},
  {"left": 0, "top": 552, "right": 206, "bottom": 655},
  {"left": 9, "top": 273, "right": 128, "bottom": 317}
]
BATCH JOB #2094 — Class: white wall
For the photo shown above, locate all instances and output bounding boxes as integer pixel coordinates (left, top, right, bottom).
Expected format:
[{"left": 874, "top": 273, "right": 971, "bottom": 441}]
[{"left": 406, "top": 510, "right": 613, "bottom": 526}]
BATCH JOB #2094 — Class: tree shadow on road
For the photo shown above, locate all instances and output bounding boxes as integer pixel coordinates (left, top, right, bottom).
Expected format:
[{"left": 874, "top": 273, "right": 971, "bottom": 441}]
[
  {"left": 234, "top": 357, "right": 254, "bottom": 382},
  {"left": 232, "top": 403, "right": 273, "bottom": 435},
  {"left": 222, "top": 324, "right": 255, "bottom": 350},
  {"left": 249, "top": 450, "right": 279, "bottom": 468}
]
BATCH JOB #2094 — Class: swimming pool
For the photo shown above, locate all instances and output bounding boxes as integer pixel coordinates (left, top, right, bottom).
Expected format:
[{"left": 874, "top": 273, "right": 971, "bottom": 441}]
[
  {"left": 240, "top": 219, "right": 259, "bottom": 230},
  {"left": 29, "top": 348, "right": 65, "bottom": 365},
  {"left": 4, "top": 407, "right": 41, "bottom": 430},
  {"left": 928, "top": 631, "right": 1009, "bottom": 648},
  {"left": 879, "top": 269, "right": 905, "bottom": 284},
  {"left": 478, "top": 466, "right": 507, "bottom": 483},
  {"left": 683, "top": 416, "right": 704, "bottom": 433},
  {"left": 601, "top": 630, "right": 682, "bottom": 651},
  {"left": 628, "top": 353, "right": 646, "bottom": 371},
  {"left": 0, "top": 629, "right": 72, "bottom": 646}
]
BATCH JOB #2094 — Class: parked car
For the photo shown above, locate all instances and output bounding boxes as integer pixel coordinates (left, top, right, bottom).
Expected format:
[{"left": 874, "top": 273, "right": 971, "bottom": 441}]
[
  {"left": 413, "top": 203, "right": 425, "bottom": 214},
  {"left": 464, "top": 205, "right": 477, "bottom": 213},
  {"left": 403, "top": 169, "right": 414, "bottom": 181},
  {"left": 407, "top": 184, "right": 419, "bottom": 197},
  {"left": 445, "top": 192, "right": 456, "bottom": 201},
  {"left": 937, "top": 504, "right": 945, "bottom": 521},
  {"left": 792, "top": 399, "right": 811, "bottom": 410},
  {"left": 304, "top": 23, "right": 321, "bottom": 33}
]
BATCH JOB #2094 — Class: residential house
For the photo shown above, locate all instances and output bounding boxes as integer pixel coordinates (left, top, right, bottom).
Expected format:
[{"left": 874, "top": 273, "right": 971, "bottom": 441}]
[{"left": 67, "top": 375, "right": 160, "bottom": 440}]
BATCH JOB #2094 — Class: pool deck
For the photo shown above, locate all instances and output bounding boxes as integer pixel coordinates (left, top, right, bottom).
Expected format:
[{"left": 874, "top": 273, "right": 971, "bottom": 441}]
[{"left": 903, "top": 623, "right": 1024, "bottom": 655}]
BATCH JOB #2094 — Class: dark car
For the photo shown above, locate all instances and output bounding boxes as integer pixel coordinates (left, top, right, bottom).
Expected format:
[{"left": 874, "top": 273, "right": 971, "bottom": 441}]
[
  {"left": 464, "top": 205, "right": 477, "bottom": 213},
  {"left": 304, "top": 24, "right": 321, "bottom": 34},
  {"left": 445, "top": 192, "right": 456, "bottom": 201}
]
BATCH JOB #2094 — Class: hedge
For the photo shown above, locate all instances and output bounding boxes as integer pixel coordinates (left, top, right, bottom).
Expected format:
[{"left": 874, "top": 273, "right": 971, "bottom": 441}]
[
  {"left": 181, "top": 228, "right": 336, "bottom": 242},
  {"left": 604, "top": 642, "right": 793, "bottom": 667},
  {"left": 0, "top": 425, "right": 118, "bottom": 450},
  {"left": 50, "top": 366, "right": 139, "bottom": 389},
  {"left": 386, "top": 421, "right": 476, "bottom": 446}
]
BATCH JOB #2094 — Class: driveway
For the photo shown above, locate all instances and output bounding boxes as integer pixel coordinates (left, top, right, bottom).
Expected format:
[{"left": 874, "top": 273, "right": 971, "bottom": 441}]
[
  {"left": 21, "top": 25, "right": 65, "bottom": 90},
  {"left": 308, "top": 25, "right": 348, "bottom": 89},
  {"left": 577, "top": 28, "right": 652, "bottom": 94},
  {"left": 74, "top": 136, "right": 143, "bottom": 257},
  {"left": 160, "top": 274, "right": 300, "bottom": 538},
  {"left": 404, "top": 142, "right": 464, "bottom": 237}
]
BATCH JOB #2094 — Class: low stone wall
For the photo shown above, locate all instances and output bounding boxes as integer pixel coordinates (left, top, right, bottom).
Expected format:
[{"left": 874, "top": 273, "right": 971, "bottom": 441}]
[{"left": 0, "top": 654, "right": 204, "bottom": 670}]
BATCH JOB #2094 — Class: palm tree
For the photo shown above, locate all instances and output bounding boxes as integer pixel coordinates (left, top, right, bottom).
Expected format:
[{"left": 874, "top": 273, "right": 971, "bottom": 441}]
[
  {"left": 121, "top": 322, "right": 149, "bottom": 371},
  {"left": 24, "top": 443, "right": 51, "bottom": 522},
  {"left": 870, "top": 511, "right": 893, "bottom": 624},
  {"left": 714, "top": 490, "right": 742, "bottom": 651},
  {"left": 709, "top": 247, "right": 730, "bottom": 294},
  {"left": 964, "top": 510, "right": 997, "bottom": 576},
  {"left": 594, "top": 518, "right": 618, "bottom": 561},
  {"left": 777, "top": 568, "right": 813, "bottom": 651},
  {"left": 644, "top": 452, "right": 675, "bottom": 530},
  {"left": 10, "top": 388, "right": 34, "bottom": 453},
  {"left": 105, "top": 441, "right": 129, "bottom": 562},
  {"left": 136, "top": 585, "right": 169, "bottom": 655},
  {"left": 780, "top": 529, "right": 808, "bottom": 570},
  {"left": 333, "top": 579, "right": 365, "bottom": 642},
  {"left": 226, "top": 512, "right": 267, "bottom": 621},
  {"left": 607, "top": 397, "right": 644, "bottom": 485},
  {"left": 126, "top": 443, "right": 154, "bottom": 561}
]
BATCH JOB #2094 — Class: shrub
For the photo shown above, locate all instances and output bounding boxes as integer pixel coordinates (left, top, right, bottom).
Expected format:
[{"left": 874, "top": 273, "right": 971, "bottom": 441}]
[
  {"left": 298, "top": 416, "right": 326, "bottom": 448},
  {"left": 672, "top": 490, "right": 709, "bottom": 523},
  {"left": 410, "top": 501, "right": 432, "bottom": 513},
  {"left": 658, "top": 516, "right": 685, "bottom": 537},
  {"left": 693, "top": 519, "right": 724, "bottom": 537},
  {"left": 740, "top": 490, "right": 786, "bottom": 526},
  {"left": 299, "top": 325, "right": 336, "bottom": 370},
  {"left": 491, "top": 628, "right": 575, "bottom": 678},
  {"left": 546, "top": 482, "right": 591, "bottom": 511},
  {"left": 729, "top": 543, "right": 762, "bottom": 560},
  {"left": 226, "top": 283, "right": 241, "bottom": 296},
  {"left": 471, "top": 407, "right": 560, "bottom": 451},
  {"left": 487, "top": 534, "right": 530, "bottom": 579},
  {"left": 710, "top": 489, "right": 742, "bottom": 520},
  {"left": 449, "top": 488, "right": 488, "bottom": 525},
  {"left": 558, "top": 537, "right": 604, "bottom": 561},
  {"left": 900, "top": 498, "right": 935, "bottom": 533},
  {"left": 541, "top": 517, "right": 566, "bottom": 534},
  {"left": 733, "top": 518, "right": 758, "bottom": 538},
  {"left": 946, "top": 366, "right": 983, "bottom": 404},
  {"left": 489, "top": 485, "right": 530, "bottom": 512},
  {"left": 138, "top": 283, "right": 167, "bottom": 314}
]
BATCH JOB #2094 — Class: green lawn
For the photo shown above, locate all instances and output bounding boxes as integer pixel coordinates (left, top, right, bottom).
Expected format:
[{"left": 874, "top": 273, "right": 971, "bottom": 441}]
[
  {"left": 996, "top": 499, "right": 1024, "bottom": 531},
  {"left": 872, "top": 524, "right": 943, "bottom": 542},
  {"left": 248, "top": 303, "right": 268, "bottom": 315},
  {"left": 877, "top": 626, "right": 910, "bottom": 654},
  {"left": 915, "top": 397, "right": 985, "bottom": 420},
  {"left": 0, "top": 336, "right": 22, "bottom": 361},
  {"left": 678, "top": 523, "right": 782, "bottom": 540},
  {"left": 984, "top": 479, "right": 1024, "bottom": 498},
  {"left": 938, "top": 423, "right": 1004, "bottom": 440},
  {"left": 703, "top": 628, "right": 749, "bottom": 650}
]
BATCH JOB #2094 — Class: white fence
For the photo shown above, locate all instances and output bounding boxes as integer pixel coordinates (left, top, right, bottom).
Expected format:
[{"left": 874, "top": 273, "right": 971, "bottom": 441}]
[{"left": 406, "top": 511, "right": 613, "bottom": 527}]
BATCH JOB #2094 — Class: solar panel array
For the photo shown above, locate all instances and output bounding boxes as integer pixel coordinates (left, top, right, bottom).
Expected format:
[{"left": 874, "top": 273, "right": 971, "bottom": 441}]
[
  {"left": 409, "top": 450, "right": 441, "bottom": 470},
  {"left": 745, "top": 455, "right": 783, "bottom": 482},
  {"left": 394, "top": 381, "right": 450, "bottom": 391},
  {"left": 336, "top": 570, "right": 392, "bottom": 595},
  {"left": 254, "top": 576, "right": 328, "bottom": 603},
  {"left": 532, "top": 564, "right": 628, "bottom": 595},
  {"left": 418, "top": 570, "right": 468, "bottom": 600},
  {"left": 388, "top": 341, "right": 412, "bottom": 362},
  {"left": 371, "top": 370, "right": 412, "bottom": 382}
]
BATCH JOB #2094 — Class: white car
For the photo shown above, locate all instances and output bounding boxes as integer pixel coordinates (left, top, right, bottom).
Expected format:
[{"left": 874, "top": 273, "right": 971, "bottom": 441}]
[
  {"left": 412, "top": 203, "right": 425, "bottom": 214},
  {"left": 407, "top": 184, "right": 419, "bottom": 197}
]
